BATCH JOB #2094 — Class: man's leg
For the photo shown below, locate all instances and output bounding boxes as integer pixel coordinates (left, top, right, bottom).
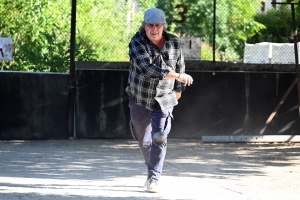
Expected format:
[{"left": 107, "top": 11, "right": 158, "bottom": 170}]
[
  {"left": 148, "top": 105, "right": 173, "bottom": 181},
  {"left": 128, "top": 99, "right": 152, "bottom": 165}
]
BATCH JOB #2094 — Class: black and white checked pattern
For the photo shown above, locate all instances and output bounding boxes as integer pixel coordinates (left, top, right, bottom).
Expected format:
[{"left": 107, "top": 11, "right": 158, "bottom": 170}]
[{"left": 126, "top": 30, "right": 186, "bottom": 111}]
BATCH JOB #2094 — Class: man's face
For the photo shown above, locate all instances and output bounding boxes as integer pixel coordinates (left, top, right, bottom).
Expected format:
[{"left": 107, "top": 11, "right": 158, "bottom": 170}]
[{"left": 144, "top": 23, "right": 164, "bottom": 44}]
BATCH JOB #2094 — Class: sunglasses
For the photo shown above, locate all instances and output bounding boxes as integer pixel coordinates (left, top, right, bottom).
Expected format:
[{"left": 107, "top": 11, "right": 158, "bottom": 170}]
[{"left": 146, "top": 23, "right": 164, "bottom": 28}]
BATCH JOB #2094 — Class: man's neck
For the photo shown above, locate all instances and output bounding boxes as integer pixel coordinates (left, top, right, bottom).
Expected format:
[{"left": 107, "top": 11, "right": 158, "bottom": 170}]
[{"left": 153, "top": 36, "right": 165, "bottom": 50}]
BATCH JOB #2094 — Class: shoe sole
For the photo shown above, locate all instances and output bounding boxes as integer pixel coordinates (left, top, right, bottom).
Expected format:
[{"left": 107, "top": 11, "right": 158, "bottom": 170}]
[{"left": 147, "top": 189, "right": 158, "bottom": 193}]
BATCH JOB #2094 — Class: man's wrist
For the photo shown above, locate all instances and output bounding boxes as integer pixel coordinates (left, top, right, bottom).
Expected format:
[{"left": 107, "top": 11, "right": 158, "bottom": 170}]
[{"left": 177, "top": 73, "right": 181, "bottom": 79}]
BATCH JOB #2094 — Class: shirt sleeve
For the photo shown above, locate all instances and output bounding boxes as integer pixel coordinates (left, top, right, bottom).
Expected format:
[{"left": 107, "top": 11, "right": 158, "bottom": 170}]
[
  {"left": 174, "top": 47, "right": 186, "bottom": 93},
  {"left": 129, "top": 39, "right": 169, "bottom": 80}
]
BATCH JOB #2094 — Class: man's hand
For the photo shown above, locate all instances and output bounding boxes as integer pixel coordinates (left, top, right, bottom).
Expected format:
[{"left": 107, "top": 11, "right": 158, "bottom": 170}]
[
  {"left": 177, "top": 73, "right": 193, "bottom": 86},
  {"left": 176, "top": 92, "right": 181, "bottom": 100},
  {"left": 164, "top": 71, "right": 193, "bottom": 86}
]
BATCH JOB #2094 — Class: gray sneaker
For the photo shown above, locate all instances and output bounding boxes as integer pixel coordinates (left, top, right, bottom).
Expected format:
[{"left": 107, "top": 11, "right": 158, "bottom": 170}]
[
  {"left": 146, "top": 179, "right": 159, "bottom": 193},
  {"left": 144, "top": 179, "right": 148, "bottom": 188}
]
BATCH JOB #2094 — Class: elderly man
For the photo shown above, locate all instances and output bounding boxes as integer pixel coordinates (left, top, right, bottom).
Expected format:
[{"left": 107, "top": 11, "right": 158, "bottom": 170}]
[{"left": 126, "top": 8, "right": 193, "bottom": 193}]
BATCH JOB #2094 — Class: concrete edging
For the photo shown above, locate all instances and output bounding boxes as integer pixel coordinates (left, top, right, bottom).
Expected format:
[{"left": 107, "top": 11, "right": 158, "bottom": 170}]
[{"left": 202, "top": 135, "right": 300, "bottom": 143}]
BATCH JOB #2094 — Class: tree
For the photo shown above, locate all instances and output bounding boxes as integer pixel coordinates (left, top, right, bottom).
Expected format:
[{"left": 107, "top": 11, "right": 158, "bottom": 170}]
[
  {"left": 75, "top": 0, "right": 157, "bottom": 62},
  {"left": 0, "top": 0, "right": 158, "bottom": 71},
  {"left": 248, "top": 5, "right": 300, "bottom": 44},
  {"left": 157, "top": 0, "right": 265, "bottom": 62},
  {"left": 0, "top": 0, "right": 72, "bottom": 72}
]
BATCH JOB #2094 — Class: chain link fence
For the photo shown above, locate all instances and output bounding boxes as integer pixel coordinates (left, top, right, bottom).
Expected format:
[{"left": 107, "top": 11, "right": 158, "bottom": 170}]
[
  {"left": 0, "top": 0, "right": 71, "bottom": 72},
  {"left": 75, "top": 0, "right": 156, "bottom": 62},
  {"left": 76, "top": 0, "right": 300, "bottom": 64},
  {"left": 1, "top": 0, "right": 299, "bottom": 72}
]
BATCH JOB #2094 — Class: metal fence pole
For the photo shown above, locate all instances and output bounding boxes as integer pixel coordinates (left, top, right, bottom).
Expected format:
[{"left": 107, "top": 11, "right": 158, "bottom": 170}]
[
  {"left": 291, "top": 4, "right": 300, "bottom": 118},
  {"left": 213, "top": 0, "right": 216, "bottom": 62},
  {"left": 69, "top": 0, "right": 77, "bottom": 138},
  {"left": 271, "top": 2, "right": 300, "bottom": 118},
  {"left": 259, "top": 2, "right": 300, "bottom": 134}
]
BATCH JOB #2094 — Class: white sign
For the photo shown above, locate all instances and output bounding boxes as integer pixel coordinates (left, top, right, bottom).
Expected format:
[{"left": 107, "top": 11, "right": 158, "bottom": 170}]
[
  {"left": 270, "top": 43, "right": 297, "bottom": 64},
  {"left": 180, "top": 37, "right": 201, "bottom": 59},
  {"left": 243, "top": 42, "right": 271, "bottom": 64},
  {"left": 244, "top": 42, "right": 300, "bottom": 64},
  {"left": 0, "top": 38, "right": 13, "bottom": 61}
]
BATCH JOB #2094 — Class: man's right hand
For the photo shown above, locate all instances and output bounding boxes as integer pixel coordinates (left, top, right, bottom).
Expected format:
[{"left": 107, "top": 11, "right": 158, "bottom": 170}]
[
  {"left": 177, "top": 73, "right": 193, "bottom": 86},
  {"left": 164, "top": 71, "right": 194, "bottom": 86}
]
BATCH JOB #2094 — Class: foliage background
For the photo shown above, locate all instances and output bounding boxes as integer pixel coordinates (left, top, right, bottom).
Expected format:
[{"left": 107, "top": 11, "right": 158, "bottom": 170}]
[
  {"left": 0, "top": 0, "right": 71, "bottom": 72},
  {"left": 0, "top": 0, "right": 299, "bottom": 72}
]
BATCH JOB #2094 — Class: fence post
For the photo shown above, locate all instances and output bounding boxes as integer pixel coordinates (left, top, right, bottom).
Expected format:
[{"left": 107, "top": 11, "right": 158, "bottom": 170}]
[
  {"left": 69, "top": 0, "right": 77, "bottom": 138},
  {"left": 213, "top": 0, "right": 216, "bottom": 62}
]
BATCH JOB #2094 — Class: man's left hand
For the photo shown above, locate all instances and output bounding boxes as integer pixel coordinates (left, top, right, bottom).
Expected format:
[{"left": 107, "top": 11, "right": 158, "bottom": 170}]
[{"left": 176, "top": 92, "right": 181, "bottom": 100}]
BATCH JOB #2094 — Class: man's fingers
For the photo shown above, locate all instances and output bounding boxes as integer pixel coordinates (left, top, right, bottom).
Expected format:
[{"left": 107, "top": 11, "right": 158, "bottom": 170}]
[
  {"left": 186, "top": 77, "right": 193, "bottom": 86},
  {"left": 179, "top": 74, "right": 193, "bottom": 86}
]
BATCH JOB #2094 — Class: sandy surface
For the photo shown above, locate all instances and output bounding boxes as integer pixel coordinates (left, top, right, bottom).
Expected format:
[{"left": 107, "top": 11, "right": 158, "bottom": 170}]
[{"left": 0, "top": 139, "right": 299, "bottom": 200}]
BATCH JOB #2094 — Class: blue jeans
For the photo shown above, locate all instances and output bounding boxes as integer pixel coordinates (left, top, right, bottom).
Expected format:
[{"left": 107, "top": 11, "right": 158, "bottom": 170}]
[{"left": 129, "top": 98, "right": 173, "bottom": 181}]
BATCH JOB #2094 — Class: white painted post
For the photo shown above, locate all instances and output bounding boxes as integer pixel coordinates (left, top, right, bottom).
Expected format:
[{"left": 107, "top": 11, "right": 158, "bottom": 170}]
[
  {"left": 180, "top": 37, "right": 201, "bottom": 60},
  {"left": 0, "top": 38, "right": 13, "bottom": 61}
]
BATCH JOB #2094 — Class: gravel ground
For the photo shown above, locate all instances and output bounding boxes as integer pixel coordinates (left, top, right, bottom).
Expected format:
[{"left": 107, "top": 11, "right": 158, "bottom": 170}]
[{"left": 0, "top": 139, "right": 299, "bottom": 200}]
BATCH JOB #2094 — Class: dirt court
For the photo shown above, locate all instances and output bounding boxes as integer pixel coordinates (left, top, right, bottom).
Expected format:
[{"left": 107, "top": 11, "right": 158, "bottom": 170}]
[{"left": 0, "top": 138, "right": 299, "bottom": 200}]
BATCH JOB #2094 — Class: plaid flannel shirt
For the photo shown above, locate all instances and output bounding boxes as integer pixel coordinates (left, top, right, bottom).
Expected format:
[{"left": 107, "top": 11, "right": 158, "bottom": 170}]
[{"left": 126, "top": 30, "right": 186, "bottom": 111}]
